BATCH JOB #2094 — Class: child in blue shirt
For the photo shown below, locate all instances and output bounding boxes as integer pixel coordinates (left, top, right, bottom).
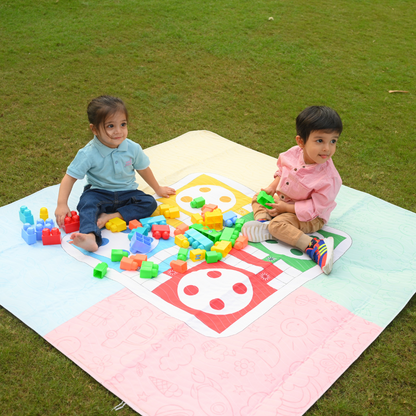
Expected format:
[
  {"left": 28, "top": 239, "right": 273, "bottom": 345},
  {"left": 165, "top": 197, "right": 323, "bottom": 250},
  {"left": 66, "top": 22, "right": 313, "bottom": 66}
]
[{"left": 55, "top": 95, "right": 175, "bottom": 252}]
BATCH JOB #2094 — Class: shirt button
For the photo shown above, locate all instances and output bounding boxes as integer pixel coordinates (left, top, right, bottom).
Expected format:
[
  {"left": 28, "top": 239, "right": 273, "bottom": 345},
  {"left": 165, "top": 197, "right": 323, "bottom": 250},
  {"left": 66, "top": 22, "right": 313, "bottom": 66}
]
[
  {"left": 294, "top": 168, "right": 297, "bottom": 171},
  {"left": 115, "top": 161, "right": 119, "bottom": 164},
  {"left": 286, "top": 182, "right": 289, "bottom": 185}
]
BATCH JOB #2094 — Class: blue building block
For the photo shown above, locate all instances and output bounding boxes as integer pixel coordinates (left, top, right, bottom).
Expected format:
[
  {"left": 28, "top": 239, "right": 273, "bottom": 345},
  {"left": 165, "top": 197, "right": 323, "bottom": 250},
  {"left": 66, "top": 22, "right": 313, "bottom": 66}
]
[
  {"left": 44, "top": 218, "right": 55, "bottom": 231},
  {"left": 128, "top": 226, "right": 149, "bottom": 240},
  {"left": 223, "top": 211, "right": 237, "bottom": 227},
  {"left": 130, "top": 232, "right": 153, "bottom": 254},
  {"left": 140, "top": 215, "right": 167, "bottom": 228},
  {"left": 35, "top": 220, "right": 44, "bottom": 240},
  {"left": 184, "top": 228, "right": 213, "bottom": 251},
  {"left": 22, "top": 223, "right": 36, "bottom": 245},
  {"left": 19, "top": 206, "right": 34, "bottom": 225}
]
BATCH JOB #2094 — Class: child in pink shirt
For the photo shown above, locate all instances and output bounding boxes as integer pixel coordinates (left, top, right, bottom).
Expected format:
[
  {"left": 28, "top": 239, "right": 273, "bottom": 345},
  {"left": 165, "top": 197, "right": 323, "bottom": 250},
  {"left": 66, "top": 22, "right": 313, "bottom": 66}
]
[{"left": 242, "top": 106, "right": 343, "bottom": 275}]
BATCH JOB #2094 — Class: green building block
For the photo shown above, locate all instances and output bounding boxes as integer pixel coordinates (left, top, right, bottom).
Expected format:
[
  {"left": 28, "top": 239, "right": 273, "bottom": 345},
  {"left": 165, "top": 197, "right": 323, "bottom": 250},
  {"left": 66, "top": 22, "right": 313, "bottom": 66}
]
[
  {"left": 234, "top": 218, "right": 245, "bottom": 232},
  {"left": 257, "top": 190, "right": 275, "bottom": 209},
  {"left": 190, "top": 223, "right": 222, "bottom": 243},
  {"left": 220, "top": 227, "right": 239, "bottom": 246},
  {"left": 190, "top": 197, "right": 205, "bottom": 209},
  {"left": 177, "top": 247, "right": 189, "bottom": 261},
  {"left": 140, "top": 261, "right": 159, "bottom": 279},
  {"left": 93, "top": 262, "right": 108, "bottom": 279},
  {"left": 206, "top": 251, "right": 223, "bottom": 264},
  {"left": 111, "top": 249, "right": 129, "bottom": 262}
]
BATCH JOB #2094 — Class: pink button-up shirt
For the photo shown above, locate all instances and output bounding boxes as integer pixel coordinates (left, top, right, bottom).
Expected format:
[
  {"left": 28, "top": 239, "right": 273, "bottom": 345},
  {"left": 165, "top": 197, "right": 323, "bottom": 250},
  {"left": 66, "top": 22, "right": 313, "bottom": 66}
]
[{"left": 274, "top": 145, "right": 342, "bottom": 223}]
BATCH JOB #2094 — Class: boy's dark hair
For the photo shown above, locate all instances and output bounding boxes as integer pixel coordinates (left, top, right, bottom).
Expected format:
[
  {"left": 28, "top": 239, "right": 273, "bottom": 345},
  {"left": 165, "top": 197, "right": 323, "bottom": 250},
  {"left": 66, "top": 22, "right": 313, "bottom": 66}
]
[
  {"left": 87, "top": 95, "right": 129, "bottom": 129},
  {"left": 296, "top": 106, "right": 343, "bottom": 142}
]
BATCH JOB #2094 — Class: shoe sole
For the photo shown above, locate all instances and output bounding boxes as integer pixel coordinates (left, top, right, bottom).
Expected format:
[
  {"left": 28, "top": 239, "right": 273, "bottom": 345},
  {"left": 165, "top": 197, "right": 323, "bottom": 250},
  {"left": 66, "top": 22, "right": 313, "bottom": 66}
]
[
  {"left": 322, "top": 237, "right": 334, "bottom": 275},
  {"left": 242, "top": 221, "right": 273, "bottom": 243}
]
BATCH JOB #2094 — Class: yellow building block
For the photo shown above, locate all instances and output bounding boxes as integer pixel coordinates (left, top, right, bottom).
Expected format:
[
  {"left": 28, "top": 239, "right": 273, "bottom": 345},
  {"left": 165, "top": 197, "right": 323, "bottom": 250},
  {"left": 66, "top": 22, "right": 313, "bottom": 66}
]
[
  {"left": 105, "top": 217, "right": 127, "bottom": 233},
  {"left": 159, "top": 204, "right": 171, "bottom": 216},
  {"left": 174, "top": 234, "right": 190, "bottom": 248},
  {"left": 211, "top": 240, "right": 232, "bottom": 257},
  {"left": 191, "top": 213, "right": 204, "bottom": 225},
  {"left": 165, "top": 206, "right": 180, "bottom": 219},
  {"left": 204, "top": 209, "right": 223, "bottom": 231},
  {"left": 190, "top": 249, "right": 206, "bottom": 262}
]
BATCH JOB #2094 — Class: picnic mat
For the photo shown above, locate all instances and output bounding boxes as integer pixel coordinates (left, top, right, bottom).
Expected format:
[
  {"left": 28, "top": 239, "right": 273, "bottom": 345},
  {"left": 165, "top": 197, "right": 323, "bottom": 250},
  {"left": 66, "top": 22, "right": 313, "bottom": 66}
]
[{"left": 1, "top": 130, "right": 415, "bottom": 415}]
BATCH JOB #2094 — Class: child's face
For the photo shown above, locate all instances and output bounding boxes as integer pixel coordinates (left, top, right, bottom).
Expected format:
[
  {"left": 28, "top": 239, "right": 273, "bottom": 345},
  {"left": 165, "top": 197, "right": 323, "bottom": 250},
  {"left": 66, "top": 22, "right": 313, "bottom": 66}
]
[
  {"left": 296, "top": 130, "right": 339, "bottom": 165},
  {"left": 90, "top": 111, "right": 128, "bottom": 149}
]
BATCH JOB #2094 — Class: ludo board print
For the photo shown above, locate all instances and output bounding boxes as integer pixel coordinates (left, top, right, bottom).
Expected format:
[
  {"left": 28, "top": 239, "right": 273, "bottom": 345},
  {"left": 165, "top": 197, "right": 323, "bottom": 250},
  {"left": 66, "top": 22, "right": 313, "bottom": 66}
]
[{"left": 62, "top": 173, "right": 352, "bottom": 337}]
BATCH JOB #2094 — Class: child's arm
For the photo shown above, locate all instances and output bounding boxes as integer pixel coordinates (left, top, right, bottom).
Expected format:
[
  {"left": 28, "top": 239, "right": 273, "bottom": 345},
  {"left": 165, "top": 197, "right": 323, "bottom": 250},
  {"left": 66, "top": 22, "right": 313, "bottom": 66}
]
[
  {"left": 262, "top": 176, "right": 280, "bottom": 196},
  {"left": 137, "top": 167, "right": 176, "bottom": 198},
  {"left": 55, "top": 174, "right": 78, "bottom": 228},
  {"left": 267, "top": 200, "right": 295, "bottom": 216}
]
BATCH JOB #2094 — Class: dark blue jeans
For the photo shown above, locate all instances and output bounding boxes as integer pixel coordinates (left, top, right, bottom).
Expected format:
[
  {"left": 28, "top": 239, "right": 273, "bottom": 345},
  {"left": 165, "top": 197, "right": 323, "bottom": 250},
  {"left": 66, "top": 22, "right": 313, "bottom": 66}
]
[{"left": 77, "top": 185, "right": 157, "bottom": 246}]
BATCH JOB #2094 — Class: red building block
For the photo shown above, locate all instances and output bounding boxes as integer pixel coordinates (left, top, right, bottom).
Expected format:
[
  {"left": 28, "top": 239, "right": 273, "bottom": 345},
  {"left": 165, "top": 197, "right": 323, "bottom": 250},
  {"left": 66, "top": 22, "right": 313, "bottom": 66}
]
[
  {"left": 170, "top": 259, "right": 188, "bottom": 273},
  {"left": 42, "top": 227, "right": 61, "bottom": 245},
  {"left": 152, "top": 224, "right": 170, "bottom": 240},
  {"left": 63, "top": 211, "right": 80, "bottom": 233}
]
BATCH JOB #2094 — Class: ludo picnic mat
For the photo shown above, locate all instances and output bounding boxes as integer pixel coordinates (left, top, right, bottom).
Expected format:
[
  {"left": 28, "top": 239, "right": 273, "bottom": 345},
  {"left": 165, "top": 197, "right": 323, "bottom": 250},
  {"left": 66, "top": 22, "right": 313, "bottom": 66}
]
[{"left": 1, "top": 131, "right": 415, "bottom": 415}]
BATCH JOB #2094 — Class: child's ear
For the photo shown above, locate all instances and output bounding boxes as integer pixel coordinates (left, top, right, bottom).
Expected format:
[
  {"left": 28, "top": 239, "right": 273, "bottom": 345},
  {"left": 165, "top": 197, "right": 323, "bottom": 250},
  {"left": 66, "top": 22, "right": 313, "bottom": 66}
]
[
  {"left": 89, "top": 124, "right": 98, "bottom": 135},
  {"left": 296, "top": 135, "right": 305, "bottom": 148}
]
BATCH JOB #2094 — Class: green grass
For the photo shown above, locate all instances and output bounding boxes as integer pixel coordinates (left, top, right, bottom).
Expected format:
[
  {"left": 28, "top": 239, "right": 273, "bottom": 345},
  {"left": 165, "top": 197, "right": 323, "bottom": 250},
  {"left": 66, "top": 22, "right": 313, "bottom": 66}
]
[{"left": 1, "top": 0, "right": 415, "bottom": 414}]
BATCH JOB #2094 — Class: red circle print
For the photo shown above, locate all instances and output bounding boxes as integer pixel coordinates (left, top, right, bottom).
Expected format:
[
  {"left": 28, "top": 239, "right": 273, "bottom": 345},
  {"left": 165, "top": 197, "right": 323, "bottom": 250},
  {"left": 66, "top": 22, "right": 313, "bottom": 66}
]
[
  {"left": 207, "top": 271, "right": 222, "bottom": 278},
  {"left": 184, "top": 285, "right": 199, "bottom": 296},
  {"left": 210, "top": 298, "right": 225, "bottom": 310},
  {"left": 233, "top": 283, "right": 247, "bottom": 294}
]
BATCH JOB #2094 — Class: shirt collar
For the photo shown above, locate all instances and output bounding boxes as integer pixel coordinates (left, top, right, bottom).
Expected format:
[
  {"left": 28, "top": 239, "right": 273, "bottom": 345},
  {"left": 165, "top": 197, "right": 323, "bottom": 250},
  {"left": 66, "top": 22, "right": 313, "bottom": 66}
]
[
  {"left": 298, "top": 147, "right": 327, "bottom": 171},
  {"left": 92, "top": 136, "right": 128, "bottom": 158}
]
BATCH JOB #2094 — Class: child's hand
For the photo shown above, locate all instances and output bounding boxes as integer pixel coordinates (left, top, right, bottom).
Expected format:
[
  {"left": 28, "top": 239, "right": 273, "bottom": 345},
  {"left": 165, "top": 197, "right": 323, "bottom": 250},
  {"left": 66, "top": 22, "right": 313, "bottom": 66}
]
[
  {"left": 266, "top": 201, "right": 294, "bottom": 216},
  {"left": 261, "top": 186, "right": 276, "bottom": 196},
  {"left": 55, "top": 204, "right": 72, "bottom": 228},
  {"left": 157, "top": 186, "right": 176, "bottom": 198}
]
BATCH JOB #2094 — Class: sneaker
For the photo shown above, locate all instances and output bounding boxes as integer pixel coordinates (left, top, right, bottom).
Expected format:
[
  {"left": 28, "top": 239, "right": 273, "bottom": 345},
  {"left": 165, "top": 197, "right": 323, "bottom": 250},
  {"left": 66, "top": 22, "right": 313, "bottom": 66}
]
[
  {"left": 305, "top": 237, "right": 334, "bottom": 275},
  {"left": 242, "top": 221, "right": 274, "bottom": 242}
]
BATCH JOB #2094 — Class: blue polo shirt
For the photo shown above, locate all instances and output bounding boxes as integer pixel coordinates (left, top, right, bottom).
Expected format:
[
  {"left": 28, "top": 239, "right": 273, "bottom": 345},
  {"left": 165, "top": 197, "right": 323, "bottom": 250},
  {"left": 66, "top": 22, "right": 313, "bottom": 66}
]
[{"left": 67, "top": 137, "right": 150, "bottom": 191}]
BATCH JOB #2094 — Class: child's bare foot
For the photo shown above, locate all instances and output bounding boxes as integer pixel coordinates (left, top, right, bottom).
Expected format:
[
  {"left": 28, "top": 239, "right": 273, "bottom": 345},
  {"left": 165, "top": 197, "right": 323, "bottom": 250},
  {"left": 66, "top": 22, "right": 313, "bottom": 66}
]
[
  {"left": 70, "top": 232, "right": 98, "bottom": 252},
  {"left": 97, "top": 212, "right": 123, "bottom": 229}
]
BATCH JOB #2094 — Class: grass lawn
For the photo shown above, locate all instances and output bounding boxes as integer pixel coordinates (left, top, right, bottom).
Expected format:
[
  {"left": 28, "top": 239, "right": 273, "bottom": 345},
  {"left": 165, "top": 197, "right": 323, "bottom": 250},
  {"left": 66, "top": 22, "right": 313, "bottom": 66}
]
[{"left": 1, "top": 0, "right": 415, "bottom": 414}]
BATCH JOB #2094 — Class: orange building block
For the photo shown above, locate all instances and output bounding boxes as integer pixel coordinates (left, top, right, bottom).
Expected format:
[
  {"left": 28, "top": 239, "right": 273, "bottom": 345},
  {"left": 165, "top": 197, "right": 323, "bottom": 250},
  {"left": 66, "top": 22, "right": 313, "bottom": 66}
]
[
  {"left": 170, "top": 259, "right": 188, "bottom": 273},
  {"left": 130, "top": 254, "right": 147, "bottom": 266},
  {"left": 120, "top": 257, "right": 140, "bottom": 271},
  {"left": 129, "top": 219, "right": 142, "bottom": 230},
  {"left": 234, "top": 235, "right": 249, "bottom": 250},
  {"left": 174, "top": 223, "right": 189, "bottom": 236}
]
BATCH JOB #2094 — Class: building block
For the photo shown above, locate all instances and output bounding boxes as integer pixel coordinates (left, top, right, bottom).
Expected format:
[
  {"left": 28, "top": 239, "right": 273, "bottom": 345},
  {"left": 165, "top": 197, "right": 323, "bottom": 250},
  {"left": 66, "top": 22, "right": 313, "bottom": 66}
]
[
  {"left": 63, "top": 211, "right": 80, "bottom": 233},
  {"left": 140, "top": 215, "right": 167, "bottom": 228},
  {"left": 234, "top": 218, "right": 245, "bottom": 232},
  {"left": 22, "top": 223, "right": 36, "bottom": 245},
  {"left": 42, "top": 227, "right": 61, "bottom": 245},
  {"left": 130, "top": 232, "right": 153, "bottom": 254},
  {"left": 159, "top": 204, "right": 171, "bottom": 217},
  {"left": 44, "top": 219, "right": 55, "bottom": 230},
  {"left": 120, "top": 256, "right": 140, "bottom": 271},
  {"left": 185, "top": 228, "right": 214, "bottom": 251},
  {"left": 190, "top": 249, "right": 206, "bottom": 262},
  {"left": 164, "top": 206, "right": 180, "bottom": 219},
  {"left": 204, "top": 209, "right": 223, "bottom": 231},
  {"left": 19, "top": 206, "right": 34, "bottom": 225},
  {"left": 111, "top": 249, "right": 129, "bottom": 262},
  {"left": 223, "top": 211, "right": 238, "bottom": 227},
  {"left": 190, "top": 223, "right": 222, "bottom": 243},
  {"left": 128, "top": 226, "right": 149, "bottom": 240},
  {"left": 177, "top": 247, "right": 189, "bottom": 261},
  {"left": 174, "top": 223, "right": 189, "bottom": 236},
  {"left": 206, "top": 251, "right": 223, "bottom": 264},
  {"left": 93, "top": 262, "right": 108, "bottom": 279},
  {"left": 234, "top": 235, "right": 249, "bottom": 250},
  {"left": 211, "top": 240, "right": 232, "bottom": 257},
  {"left": 35, "top": 220, "right": 45, "bottom": 240},
  {"left": 170, "top": 260, "right": 188, "bottom": 273},
  {"left": 128, "top": 219, "right": 142, "bottom": 230},
  {"left": 140, "top": 261, "right": 159, "bottom": 279},
  {"left": 191, "top": 213, "right": 204, "bottom": 225},
  {"left": 190, "top": 197, "right": 205, "bottom": 209},
  {"left": 201, "top": 203, "right": 218, "bottom": 213},
  {"left": 175, "top": 234, "right": 190, "bottom": 248},
  {"left": 257, "top": 190, "right": 275, "bottom": 209},
  {"left": 220, "top": 227, "right": 239, "bottom": 246},
  {"left": 130, "top": 254, "right": 147, "bottom": 266},
  {"left": 152, "top": 224, "right": 170, "bottom": 240},
  {"left": 39, "top": 207, "right": 49, "bottom": 221},
  {"left": 105, "top": 217, "right": 127, "bottom": 233}
]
